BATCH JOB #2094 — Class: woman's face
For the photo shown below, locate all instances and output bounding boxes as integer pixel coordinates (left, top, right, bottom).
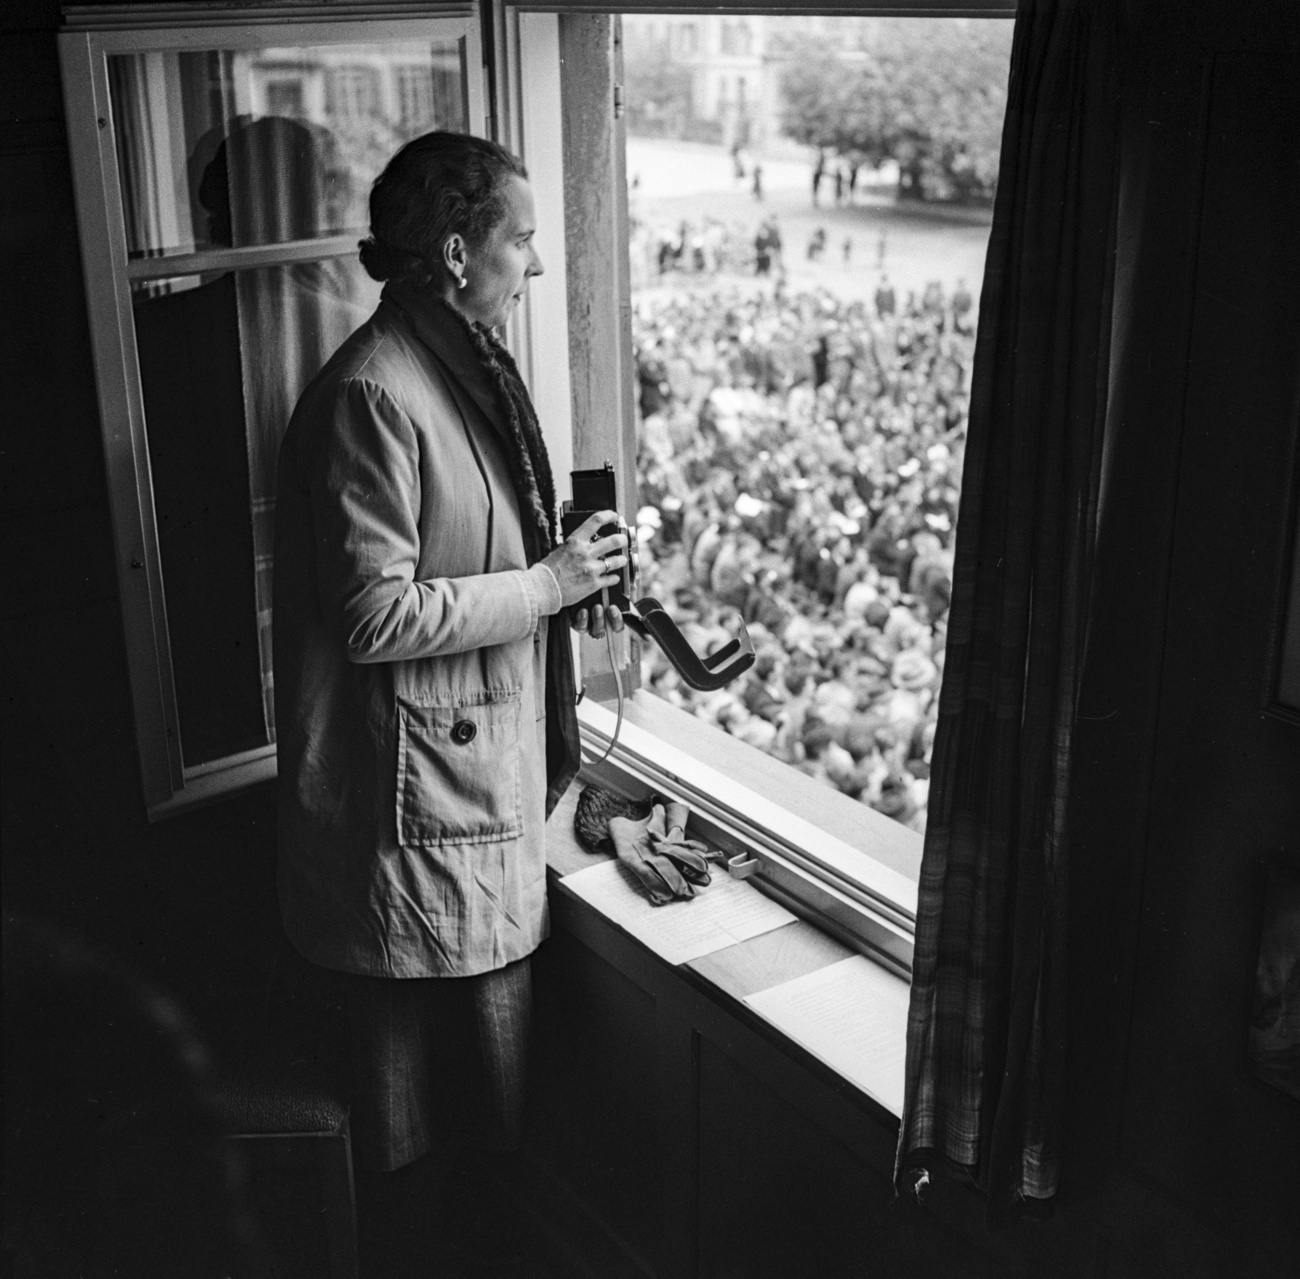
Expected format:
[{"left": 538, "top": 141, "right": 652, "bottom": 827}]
[{"left": 458, "top": 175, "right": 543, "bottom": 329}]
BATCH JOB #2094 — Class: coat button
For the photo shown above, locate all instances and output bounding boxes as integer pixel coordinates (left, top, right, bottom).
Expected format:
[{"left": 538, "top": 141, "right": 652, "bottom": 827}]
[{"left": 451, "top": 719, "right": 477, "bottom": 745}]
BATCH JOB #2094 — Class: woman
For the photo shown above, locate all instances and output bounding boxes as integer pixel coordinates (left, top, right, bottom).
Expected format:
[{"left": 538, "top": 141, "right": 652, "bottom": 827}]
[{"left": 272, "top": 131, "right": 626, "bottom": 1263}]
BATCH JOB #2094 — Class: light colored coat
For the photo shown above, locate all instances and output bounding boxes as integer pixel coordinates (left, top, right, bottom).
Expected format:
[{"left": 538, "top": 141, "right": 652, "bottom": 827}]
[{"left": 273, "top": 287, "right": 579, "bottom": 978}]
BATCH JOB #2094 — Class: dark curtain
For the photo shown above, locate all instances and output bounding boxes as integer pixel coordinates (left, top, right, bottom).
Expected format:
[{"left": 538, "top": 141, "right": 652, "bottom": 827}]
[{"left": 895, "top": 0, "right": 1122, "bottom": 1220}]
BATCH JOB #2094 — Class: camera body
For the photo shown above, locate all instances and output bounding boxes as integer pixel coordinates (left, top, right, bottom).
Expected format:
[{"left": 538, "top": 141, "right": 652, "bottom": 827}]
[
  {"left": 560, "top": 463, "right": 755, "bottom": 692},
  {"left": 560, "top": 462, "right": 639, "bottom": 614}
]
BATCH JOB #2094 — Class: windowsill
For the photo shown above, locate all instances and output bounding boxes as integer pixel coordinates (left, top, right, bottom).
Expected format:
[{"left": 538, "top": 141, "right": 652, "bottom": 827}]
[
  {"left": 547, "top": 692, "right": 918, "bottom": 1120},
  {"left": 574, "top": 690, "right": 920, "bottom": 975},
  {"left": 544, "top": 785, "right": 907, "bottom": 1121}
]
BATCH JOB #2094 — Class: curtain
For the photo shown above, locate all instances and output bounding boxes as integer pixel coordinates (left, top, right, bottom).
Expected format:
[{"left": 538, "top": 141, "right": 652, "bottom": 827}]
[{"left": 895, "top": 0, "right": 1122, "bottom": 1220}]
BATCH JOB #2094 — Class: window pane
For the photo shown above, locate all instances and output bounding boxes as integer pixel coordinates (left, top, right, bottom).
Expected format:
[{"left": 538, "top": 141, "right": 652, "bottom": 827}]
[
  {"left": 107, "top": 40, "right": 465, "bottom": 262},
  {"left": 133, "top": 259, "right": 380, "bottom": 766},
  {"left": 623, "top": 14, "right": 1012, "bottom": 835}
]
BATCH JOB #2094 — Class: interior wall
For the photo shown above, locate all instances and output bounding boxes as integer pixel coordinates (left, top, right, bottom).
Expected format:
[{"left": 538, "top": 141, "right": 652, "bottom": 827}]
[
  {"left": 1, "top": 0, "right": 281, "bottom": 1010},
  {"left": 1067, "top": 6, "right": 1300, "bottom": 1276},
  {"left": 1117, "top": 42, "right": 1299, "bottom": 1274}
]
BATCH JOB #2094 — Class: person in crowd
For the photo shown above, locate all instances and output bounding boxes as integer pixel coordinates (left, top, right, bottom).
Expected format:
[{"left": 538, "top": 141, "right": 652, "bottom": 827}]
[
  {"left": 273, "top": 131, "right": 628, "bottom": 1272},
  {"left": 952, "top": 276, "right": 975, "bottom": 333},
  {"left": 874, "top": 273, "right": 897, "bottom": 317}
]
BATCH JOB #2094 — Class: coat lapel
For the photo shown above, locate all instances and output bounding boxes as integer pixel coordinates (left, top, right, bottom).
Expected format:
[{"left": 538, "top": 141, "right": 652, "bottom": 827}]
[{"left": 383, "top": 284, "right": 507, "bottom": 444}]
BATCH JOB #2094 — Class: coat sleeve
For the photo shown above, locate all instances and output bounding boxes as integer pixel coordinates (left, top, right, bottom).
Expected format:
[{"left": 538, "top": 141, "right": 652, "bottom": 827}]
[{"left": 306, "top": 377, "right": 555, "bottom": 664}]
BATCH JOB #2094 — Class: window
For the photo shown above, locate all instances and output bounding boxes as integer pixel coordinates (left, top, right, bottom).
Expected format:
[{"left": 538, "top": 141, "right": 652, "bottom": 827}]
[
  {"left": 504, "top": 5, "right": 1013, "bottom": 967},
  {"left": 61, "top": 4, "right": 485, "bottom": 814},
  {"left": 621, "top": 11, "right": 1011, "bottom": 846},
  {"left": 63, "top": 0, "right": 1011, "bottom": 965}
]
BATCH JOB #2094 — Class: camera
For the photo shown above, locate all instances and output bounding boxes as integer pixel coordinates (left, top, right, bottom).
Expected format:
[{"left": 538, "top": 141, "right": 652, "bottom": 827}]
[
  {"left": 561, "top": 461, "right": 756, "bottom": 693},
  {"left": 560, "top": 462, "right": 638, "bottom": 615}
]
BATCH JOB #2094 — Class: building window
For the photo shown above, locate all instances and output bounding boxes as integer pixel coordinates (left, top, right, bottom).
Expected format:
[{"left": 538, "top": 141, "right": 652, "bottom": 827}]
[{"left": 61, "top": 6, "right": 484, "bottom": 814}]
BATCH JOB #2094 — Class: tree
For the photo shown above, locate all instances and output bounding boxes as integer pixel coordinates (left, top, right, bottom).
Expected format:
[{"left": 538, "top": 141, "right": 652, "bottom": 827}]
[{"left": 779, "top": 18, "right": 1012, "bottom": 203}]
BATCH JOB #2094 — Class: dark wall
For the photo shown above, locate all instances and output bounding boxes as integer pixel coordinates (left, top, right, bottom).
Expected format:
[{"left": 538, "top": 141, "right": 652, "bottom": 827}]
[
  {"left": 1, "top": 0, "right": 280, "bottom": 1008},
  {"left": 1067, "top": 7, "right": 1300, "bottom": 1276},
  {"left": 1118, "top": 43, "right": 1299, "bottom": 1270}
]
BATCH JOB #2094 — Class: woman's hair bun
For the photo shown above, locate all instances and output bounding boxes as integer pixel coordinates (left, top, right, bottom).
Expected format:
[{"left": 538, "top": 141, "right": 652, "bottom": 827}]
[
  {"left": 357, "top": 235, "right": 428, "bottom": 286},
  {"left": 361, "top": 131, "right": 527, "bottom": 289}
]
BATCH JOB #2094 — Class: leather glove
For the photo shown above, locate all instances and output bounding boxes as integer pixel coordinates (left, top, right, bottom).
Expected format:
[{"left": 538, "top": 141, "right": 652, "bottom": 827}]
[
  {"left": 609, "top": 802, "right": 714, "bottom": 906},
  {"left": 650, "top": 800, "right": 719, "bottom": 873}
]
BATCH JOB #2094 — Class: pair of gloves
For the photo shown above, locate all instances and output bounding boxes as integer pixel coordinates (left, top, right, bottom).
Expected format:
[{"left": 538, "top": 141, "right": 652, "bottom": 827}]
[{"left": 606, "top": 798, "right": 720, "bottom": 907}]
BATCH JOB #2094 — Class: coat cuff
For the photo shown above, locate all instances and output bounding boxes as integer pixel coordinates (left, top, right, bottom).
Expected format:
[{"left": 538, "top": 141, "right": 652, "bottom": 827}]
[{"left": 523, "top": 562, "right": 563, "bottom": 623}]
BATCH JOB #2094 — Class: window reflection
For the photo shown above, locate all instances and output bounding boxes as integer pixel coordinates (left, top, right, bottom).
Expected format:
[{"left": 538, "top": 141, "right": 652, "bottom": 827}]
[
  {"left": 108, "top": 41, "right": 464, "bottom": 260},
  {"left": 110, "top": 38, "right": 466, "bottom": 766},
  {"left": 135, "top": 257, "right": 379, "bottom": 766}
]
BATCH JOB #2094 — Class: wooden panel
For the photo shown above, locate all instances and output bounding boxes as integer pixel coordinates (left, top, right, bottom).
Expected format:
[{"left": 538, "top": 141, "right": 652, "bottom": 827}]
[
  {"left": 696, "top": 1040, "right": 995, "bottom": 1279},
  {"left": 529, "top": 928, "right": 661, "bottom": 1269},
  {"left": 1120, "top": 49, "right": 1300, "bottom": 1277}
]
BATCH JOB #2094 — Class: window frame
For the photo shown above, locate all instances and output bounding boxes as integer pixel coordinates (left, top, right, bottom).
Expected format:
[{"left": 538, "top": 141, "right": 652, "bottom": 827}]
[
  {"left": 59, "top": 2, "right": 487, "bottom": 817},
  {"left": 500, "top": 0, "right": 1016, "bottom": 970}
]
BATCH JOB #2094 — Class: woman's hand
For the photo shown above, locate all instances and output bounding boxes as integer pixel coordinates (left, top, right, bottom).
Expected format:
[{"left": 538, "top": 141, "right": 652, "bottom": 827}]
[{"left": 541, "top": 510, "right": 628, "bottom": 639}]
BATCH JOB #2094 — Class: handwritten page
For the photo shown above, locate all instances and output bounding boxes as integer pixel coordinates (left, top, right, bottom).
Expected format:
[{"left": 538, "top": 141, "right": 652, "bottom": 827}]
[
  {"left": 561, "top": 857, "right": 797, "bottom": 966},
  {"left": 744, "top": 956, "right": 911, "bottom": 1115}
]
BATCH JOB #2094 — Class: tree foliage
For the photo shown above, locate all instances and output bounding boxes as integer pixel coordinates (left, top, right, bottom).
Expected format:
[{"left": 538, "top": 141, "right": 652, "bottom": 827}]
[
  {"left": 780, "top": 19, "right": 1012, "bottom": 202},
  {"left": 623, "top": 39, "right": 696, "bottom": 139}
]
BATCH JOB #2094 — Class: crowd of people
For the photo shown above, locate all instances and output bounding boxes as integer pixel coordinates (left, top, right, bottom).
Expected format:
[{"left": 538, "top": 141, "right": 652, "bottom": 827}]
[
  {"left": 631, "top": 213, "right": 766, "bottom": 285},
  {"left": 630, "top": 279, "right": 976, "bottom": 832}
]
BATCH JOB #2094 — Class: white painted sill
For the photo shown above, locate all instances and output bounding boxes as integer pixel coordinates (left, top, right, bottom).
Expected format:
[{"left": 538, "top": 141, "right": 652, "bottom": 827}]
[{"left": 576, "top": 692, "right": 920, "bottom": 977}]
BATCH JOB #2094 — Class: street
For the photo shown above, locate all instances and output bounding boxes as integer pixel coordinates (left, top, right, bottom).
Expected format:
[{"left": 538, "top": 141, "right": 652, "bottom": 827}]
[{"left": 627, "top": 136, "right": 994, "bottom": 308}]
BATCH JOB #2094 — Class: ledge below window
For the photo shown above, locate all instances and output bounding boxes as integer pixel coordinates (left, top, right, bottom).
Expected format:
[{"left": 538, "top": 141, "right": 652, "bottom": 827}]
[
  {"left": 575, "top": 691, "right": 920, "bottom": 976},
  {"left": 545, "top": 723, "right": 915, "bottom": 1121}
]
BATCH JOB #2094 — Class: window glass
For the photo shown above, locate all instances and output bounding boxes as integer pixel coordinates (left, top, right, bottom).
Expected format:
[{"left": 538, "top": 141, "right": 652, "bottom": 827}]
[
  {"left": 107, "top": 41, "right": 464, "bottom": 262},
  {"left": 110, "top": 38, "right": 466, "bottom": 766},
  {"left": 133, "top": 260, "right": 379, "bottom": 766},
  {"left": 622, "top": 14, "right": 1012, "bottom": 835}
]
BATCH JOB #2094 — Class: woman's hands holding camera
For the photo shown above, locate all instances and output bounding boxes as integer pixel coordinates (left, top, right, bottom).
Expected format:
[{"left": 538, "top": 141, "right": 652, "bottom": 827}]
[{"left": 542, "top": 510, "right": 628, "bottom": 638}]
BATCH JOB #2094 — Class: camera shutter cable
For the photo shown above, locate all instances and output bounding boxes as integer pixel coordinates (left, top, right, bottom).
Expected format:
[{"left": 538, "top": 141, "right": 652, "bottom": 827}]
[{"left": 580, "top": 589, "right": 626, "bottom": 768}]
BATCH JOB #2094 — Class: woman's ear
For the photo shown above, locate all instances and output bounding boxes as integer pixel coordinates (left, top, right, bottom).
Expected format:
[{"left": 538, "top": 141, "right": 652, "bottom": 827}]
[{"left": 442, "top": 233, "right": 467, "bottom": 284}]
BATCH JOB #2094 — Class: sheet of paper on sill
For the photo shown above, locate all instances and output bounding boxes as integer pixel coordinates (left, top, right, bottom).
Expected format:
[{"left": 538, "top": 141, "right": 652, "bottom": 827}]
[
  {"left": 560, "top": 857, "right": 797, "bottom": 966},
  {"left": 743, "top": 956, "right": 911, "bottom": 1116}
]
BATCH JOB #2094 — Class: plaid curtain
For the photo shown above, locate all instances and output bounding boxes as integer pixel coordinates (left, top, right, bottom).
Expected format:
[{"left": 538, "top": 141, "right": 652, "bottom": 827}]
[{"left": 895, "top": 0, "right": 1122, "bottom": 1221}]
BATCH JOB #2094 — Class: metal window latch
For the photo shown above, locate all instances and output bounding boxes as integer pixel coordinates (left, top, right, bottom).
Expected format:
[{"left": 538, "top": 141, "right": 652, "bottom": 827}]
[{"left": 613, "top": 83, "right": 625, "bottom": 118}]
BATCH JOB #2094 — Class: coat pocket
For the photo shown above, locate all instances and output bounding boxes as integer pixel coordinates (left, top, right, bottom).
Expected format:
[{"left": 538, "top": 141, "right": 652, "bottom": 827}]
[{"left": 396, "top": 690, "right": 523, "bottom": 847}]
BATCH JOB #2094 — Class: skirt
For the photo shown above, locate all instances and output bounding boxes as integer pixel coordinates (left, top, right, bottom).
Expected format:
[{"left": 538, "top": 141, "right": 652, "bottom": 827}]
[{"left": 328, "top": 957, "right": 533, "bottom": 1173}]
